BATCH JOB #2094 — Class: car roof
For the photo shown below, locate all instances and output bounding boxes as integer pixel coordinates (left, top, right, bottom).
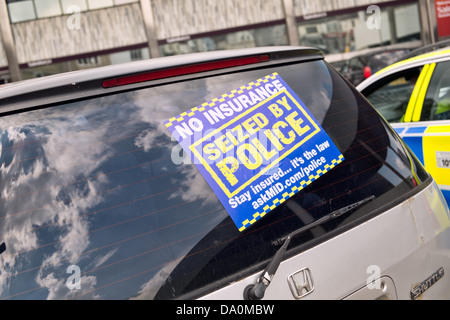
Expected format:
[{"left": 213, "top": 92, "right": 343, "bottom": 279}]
[
  {"left": 374, "top": 46, "right": 450, "bottom": 76},
  {"left": 0, "top": 46, "right": 323, "bottom": 115},
  {"left": 324, "top": 40, "right": 421, "bottom": 64},
  {"left": 356, "top": 46, "right": 450, "bottom": 91}
]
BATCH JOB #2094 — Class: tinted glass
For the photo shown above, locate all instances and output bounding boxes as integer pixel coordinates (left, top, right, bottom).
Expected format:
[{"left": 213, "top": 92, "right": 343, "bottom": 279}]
[
  {"left": 364, "top": 67, "right": 422, "bottom": 122},
  {"left": 0, "top": 60, "right": 428, "bottom": 299},
  {"left": 421, "top": 61, "right": 450, "bottom": 121}
]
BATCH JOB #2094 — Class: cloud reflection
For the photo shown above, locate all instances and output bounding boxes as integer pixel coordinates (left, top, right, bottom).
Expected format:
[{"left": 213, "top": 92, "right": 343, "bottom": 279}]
[{"left": 0, "top": 102, "right": 117, "bottom": 299}]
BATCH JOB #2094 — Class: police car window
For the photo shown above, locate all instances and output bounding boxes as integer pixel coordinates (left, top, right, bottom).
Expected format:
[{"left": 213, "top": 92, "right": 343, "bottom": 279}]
[
  {"left": 349, "top": 57, "right": 364, "bottom": 70},
  {"left": 364, "top": 67, "right": 422, "bottom": 122},
  {"left": 421, "top": 61, "right": 450, "bottom": 121},
  {"left": 0, "top": 60, "right": 426, "bottom": 300}
]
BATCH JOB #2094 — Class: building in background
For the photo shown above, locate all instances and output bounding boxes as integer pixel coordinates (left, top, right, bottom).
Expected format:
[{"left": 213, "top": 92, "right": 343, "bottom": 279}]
[{"left": 0, "top": 0, "right": 445, "bottom": 83}]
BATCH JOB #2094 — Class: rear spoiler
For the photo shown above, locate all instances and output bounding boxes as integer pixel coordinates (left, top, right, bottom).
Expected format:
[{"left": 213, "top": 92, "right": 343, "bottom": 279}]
[{"left": 0, "top": 47, "right": 323, "bottom": 116}]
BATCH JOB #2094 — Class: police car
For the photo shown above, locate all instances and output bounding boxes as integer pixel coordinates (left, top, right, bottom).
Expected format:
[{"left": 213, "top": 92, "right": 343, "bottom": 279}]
[
  {"left": 0, "top": 47, "right": 449, "bottom": 301},
  {"left": 357, "top": 45, "right": 450, "bottom": 207}
]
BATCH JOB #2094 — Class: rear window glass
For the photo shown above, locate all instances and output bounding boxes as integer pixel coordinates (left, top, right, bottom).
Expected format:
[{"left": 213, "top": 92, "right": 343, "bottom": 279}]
[{"left": 0, "top": 60, "right": 428, "bottom": 300}]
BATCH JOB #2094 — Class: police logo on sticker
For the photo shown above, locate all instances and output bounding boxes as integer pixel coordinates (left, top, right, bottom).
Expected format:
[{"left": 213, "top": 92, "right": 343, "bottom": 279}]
[{"left": 164, "top": 73, "right": 344, "bottom": 232}]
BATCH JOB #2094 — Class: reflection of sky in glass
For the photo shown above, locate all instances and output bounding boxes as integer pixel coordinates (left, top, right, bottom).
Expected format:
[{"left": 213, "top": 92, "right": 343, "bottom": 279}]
[
  {"left": 0, "top": 82, "right": 227, "bottom": 299},
  {"left": 0, "top": 61, "right": 420, "bottom": 300}
]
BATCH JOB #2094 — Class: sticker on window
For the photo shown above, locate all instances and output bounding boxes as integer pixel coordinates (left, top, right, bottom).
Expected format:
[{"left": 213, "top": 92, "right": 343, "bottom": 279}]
[{"left": 164, "top": 73, "right": 344, "bottom": 232}]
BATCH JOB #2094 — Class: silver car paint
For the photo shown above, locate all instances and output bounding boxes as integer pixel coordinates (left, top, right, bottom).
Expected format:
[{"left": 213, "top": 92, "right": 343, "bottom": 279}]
[{"left": 200, "top": 181, "right": 450, "bottom": 300}]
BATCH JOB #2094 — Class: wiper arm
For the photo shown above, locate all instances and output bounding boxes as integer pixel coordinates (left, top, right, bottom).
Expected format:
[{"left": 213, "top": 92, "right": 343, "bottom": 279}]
[{"left": 243, "top": 195, "right": 375, "bottom": 300}]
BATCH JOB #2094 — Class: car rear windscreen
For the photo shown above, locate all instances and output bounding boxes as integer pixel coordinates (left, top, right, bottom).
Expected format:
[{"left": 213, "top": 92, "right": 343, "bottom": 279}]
[{"left": 0, "top": 60, "right": 428, "bottom": 299}]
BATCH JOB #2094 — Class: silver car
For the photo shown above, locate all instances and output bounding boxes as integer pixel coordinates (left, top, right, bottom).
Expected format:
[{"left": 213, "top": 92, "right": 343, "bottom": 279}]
[{"left": 0, "top": 46, "right": 448, "bottom": 301}]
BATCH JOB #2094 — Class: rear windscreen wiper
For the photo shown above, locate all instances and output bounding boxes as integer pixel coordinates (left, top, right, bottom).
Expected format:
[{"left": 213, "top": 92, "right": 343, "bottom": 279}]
[{"left": 243, "top": 195, "right": 375, "bottom": 300}]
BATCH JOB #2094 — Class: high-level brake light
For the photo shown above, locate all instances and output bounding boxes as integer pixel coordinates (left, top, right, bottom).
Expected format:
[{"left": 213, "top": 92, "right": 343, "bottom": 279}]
[{"left": 102, "top": 55, "right": 270, "bottom": 88}]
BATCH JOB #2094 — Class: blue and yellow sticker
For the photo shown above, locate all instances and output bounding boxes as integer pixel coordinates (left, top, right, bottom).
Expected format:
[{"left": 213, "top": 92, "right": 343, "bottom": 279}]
[{"left": 164, "top": 73, "right": 344, "bottom": 232}]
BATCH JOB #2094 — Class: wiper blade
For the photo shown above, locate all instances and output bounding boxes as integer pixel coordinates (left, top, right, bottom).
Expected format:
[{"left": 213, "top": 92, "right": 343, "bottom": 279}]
[{"left": 243, "top": 195, "right": 375, "bottom": 300}]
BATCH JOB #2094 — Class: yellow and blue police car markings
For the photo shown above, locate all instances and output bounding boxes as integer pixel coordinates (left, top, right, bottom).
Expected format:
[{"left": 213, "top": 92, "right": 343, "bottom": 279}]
[
  {"left": 405, "top": 126, "right": 428, "bottom": 134},
  {"left": 399, "top": 126, "right": 428, "bottom": 165},
  {"left": 422, "top": 125, "right": 450, "bottom": 205},
  {"left": 399, "top": 125, "right": 450, "bottom": 166},
  {"left": 397, "top": 124, "right": 450, "bottom": 205},
  {"left": 393, "top": 127, "right": 406, "bottom": 135}
]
